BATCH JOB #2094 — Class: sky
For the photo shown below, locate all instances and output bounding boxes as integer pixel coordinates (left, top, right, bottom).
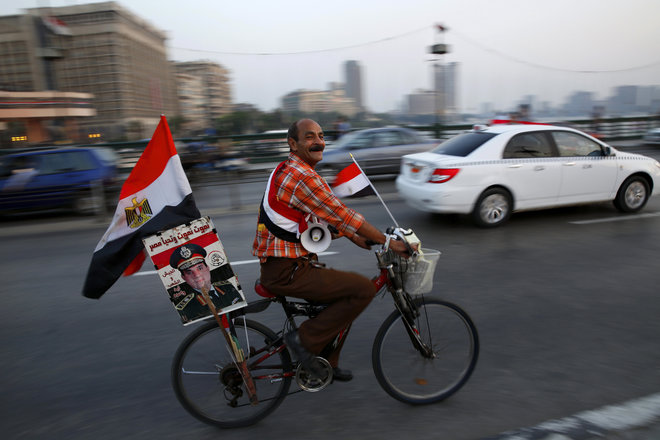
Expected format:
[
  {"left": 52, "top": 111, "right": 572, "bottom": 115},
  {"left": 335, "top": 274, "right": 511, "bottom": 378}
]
[{"left": 4, "top": 0, "right": 660, "bottom": 114}]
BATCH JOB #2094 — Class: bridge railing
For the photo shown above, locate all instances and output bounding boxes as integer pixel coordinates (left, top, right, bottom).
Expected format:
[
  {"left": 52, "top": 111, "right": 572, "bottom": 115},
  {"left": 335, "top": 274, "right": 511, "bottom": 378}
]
[{"left": 2, "top": 114, "right": 659, "bottom": 179}]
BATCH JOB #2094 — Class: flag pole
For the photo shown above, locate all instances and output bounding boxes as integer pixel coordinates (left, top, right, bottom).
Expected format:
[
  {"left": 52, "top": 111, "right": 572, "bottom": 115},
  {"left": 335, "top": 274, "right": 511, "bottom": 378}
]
[
  {"left": 200, "top": 287, "right": 258, "bottom": 405},
  {"left": 349, "top": 153, "right": 399, "bottom": 228}
]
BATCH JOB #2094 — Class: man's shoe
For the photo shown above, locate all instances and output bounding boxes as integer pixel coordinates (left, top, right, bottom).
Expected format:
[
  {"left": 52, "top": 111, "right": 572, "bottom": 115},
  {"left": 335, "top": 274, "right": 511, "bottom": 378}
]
[
  {"left": 284, "top": 331, "right": 324, "bottom": 378},
  {"left": 332, "top": 367, "right": 353, "bottom": 382}
]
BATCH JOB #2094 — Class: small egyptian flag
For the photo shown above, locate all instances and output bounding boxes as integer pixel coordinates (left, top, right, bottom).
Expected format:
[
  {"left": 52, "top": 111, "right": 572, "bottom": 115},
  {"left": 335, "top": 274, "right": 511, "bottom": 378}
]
[
  {"left": 331, "top": 162, "right": 376, "bottom": 198},
  {"left": 82, "top": 115, "right": 200, "bottom": 299}
]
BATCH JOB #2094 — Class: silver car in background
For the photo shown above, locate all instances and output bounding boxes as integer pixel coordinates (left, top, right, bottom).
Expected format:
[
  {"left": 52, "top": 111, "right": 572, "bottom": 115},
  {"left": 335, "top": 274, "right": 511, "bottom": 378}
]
[{"left": 318, "top": 126, "right": 439, "bottom": 178}]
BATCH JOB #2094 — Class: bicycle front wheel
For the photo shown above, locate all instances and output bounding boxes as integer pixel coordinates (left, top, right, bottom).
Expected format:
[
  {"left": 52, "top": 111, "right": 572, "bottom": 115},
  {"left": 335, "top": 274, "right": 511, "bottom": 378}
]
[
  {"left": 172, "top": 318, "right": 292, "bottom": 428},
  {"left": 372, "top": 296, "right": 479, "bottom": 404}
]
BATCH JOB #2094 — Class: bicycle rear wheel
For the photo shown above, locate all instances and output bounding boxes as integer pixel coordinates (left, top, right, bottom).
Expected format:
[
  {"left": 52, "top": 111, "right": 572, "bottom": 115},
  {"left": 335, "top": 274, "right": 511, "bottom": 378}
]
[
  {"left": 372, "top": 296, "right": 479, "bottom": 404},
  {"left": 172, "top": 318, "right": 292, "bottom": 428}
]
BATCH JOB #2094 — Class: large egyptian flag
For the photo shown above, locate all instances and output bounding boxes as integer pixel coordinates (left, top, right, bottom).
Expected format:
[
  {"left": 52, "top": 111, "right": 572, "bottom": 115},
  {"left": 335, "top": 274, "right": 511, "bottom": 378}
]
[
  {"left": 82, "top": 115, "right": 200, "bottom": 299},
  {"left": 331, "top": 161, "right": 376, "bottom": 198}
]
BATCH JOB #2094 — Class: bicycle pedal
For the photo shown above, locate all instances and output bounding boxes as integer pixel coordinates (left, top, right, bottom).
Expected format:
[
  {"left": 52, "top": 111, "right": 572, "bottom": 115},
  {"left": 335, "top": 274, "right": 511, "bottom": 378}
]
[{"left": 295, "top": 356, "right": 333, "bottom": 392}]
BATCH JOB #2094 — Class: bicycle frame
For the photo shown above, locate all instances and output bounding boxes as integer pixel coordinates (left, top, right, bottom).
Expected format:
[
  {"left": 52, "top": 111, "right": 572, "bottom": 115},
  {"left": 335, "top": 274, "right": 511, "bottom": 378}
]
[{"left": 235, "top": 248, "right": 434, "bottom": 389}]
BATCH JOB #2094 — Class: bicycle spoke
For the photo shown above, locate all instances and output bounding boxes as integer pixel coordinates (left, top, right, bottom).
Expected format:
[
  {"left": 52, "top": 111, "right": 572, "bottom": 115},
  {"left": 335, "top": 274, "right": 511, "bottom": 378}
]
[
  {"left": 172, "top": 320, "right": 292, "bottom": 428},
  {"left": 372, "top": 297, "right": 479, "bottom": 404}
]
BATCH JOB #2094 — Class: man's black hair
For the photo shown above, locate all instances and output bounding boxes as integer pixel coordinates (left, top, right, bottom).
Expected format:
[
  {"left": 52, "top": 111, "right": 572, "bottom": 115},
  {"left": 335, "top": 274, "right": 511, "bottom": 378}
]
[{"left": 287, "top": 120, "right": 300, "bottom": 142}]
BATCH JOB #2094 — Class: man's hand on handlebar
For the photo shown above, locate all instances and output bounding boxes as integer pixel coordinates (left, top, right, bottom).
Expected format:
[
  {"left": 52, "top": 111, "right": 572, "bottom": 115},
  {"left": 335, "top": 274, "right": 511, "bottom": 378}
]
[{"left": 390, "top": 237, "right": 416, "bottom": 258}]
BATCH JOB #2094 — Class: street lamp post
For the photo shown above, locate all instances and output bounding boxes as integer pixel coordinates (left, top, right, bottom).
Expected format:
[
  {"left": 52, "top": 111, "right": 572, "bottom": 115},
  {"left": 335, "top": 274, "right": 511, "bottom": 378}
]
[{"left": 429, "top": 24, "right": 449, "bottom": 139}]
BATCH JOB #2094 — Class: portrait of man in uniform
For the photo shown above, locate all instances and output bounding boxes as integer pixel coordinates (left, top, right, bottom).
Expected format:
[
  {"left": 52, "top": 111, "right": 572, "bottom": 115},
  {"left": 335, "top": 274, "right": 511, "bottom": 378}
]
[{"left": 167, "top": 242, "right": 245, "bottom": 323}]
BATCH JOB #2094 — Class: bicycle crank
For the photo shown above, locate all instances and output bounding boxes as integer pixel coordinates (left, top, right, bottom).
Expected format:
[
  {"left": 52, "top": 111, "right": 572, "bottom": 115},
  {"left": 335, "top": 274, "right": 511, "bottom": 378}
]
[{"left": 295, "top": 356, "right": 333, "bottom": 392}]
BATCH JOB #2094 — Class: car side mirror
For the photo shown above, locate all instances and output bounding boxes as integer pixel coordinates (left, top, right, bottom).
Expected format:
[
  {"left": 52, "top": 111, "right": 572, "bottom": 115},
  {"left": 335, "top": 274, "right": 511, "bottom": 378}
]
[{"left": 603, "top": 146, "right": 612, "bottom": 156}]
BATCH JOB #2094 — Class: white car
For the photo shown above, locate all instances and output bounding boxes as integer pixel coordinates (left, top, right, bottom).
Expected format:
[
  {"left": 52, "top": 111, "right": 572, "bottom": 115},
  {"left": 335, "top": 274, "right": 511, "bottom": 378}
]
[{"left": 396, "top": 123, "right": 660, "bottom": 227}]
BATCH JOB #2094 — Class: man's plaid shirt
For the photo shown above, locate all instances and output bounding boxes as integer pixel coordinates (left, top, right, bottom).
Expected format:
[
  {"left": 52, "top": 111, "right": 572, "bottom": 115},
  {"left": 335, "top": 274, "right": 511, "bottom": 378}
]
[{"left": 252, "top": 153, "right": 365, "bottom": 261}]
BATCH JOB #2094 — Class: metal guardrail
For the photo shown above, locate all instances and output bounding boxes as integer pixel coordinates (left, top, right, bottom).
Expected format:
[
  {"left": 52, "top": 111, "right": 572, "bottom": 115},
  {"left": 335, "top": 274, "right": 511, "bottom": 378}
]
[
  {"left": 1, "top": 115, "right": 657, "bottom": 218},
  {"left": 2, "top": 115, "right": 658, "bottom": 177},
  {"left": 104, "top": 115, "right": 657, "bottom": 175}
]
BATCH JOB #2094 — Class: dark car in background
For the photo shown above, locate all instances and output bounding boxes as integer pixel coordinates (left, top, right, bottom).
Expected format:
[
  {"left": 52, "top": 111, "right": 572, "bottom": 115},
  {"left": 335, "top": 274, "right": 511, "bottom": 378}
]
[
  {"left": 318, "top": 126, "right": 439, "bottom": 178},
  {"left": 0, "top": 147, "right": 120, "bottom": 215}
]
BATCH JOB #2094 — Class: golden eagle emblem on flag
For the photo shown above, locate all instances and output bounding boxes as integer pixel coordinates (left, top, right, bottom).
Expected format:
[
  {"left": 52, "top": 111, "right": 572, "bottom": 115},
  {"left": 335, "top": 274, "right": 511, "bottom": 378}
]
[{"left": 125, "top": 197, "right": 153, "bottom": 228}]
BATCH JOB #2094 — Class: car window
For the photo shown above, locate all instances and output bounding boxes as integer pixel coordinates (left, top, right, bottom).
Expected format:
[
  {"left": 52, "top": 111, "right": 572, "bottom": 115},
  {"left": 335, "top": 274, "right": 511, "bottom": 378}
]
[
  {"left": 350, "top": 133, "right": 374, "bottom": 149},
  {"left": 373, "top": 131, "right": 404, "bottom": 147},
  {"left": 399, "top": 130, "right": 419, "bottom": 144},
  {"left": 38, "top": 151, "right": 96, "bottom": 174},
  {"left": 552, "top": 131, "right": 602, "bottom": 157},
  {"left": 0, "top": 155, "right": 38, "bottom": 177},
  {"left": 94, "top": 148, "right": 119, "bottom": 164},
  {"left": 503, "top": 132, "right": 555, "bottom": 158},
  {"left": 431, "top": 132, "right": 497, "bottom": 157}
]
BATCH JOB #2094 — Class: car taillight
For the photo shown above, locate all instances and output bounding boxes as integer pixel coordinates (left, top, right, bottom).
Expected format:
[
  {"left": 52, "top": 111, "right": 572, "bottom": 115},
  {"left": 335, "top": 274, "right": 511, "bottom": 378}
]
[{"left": 429, "top": 168, "right": 459, "bottom": 183}]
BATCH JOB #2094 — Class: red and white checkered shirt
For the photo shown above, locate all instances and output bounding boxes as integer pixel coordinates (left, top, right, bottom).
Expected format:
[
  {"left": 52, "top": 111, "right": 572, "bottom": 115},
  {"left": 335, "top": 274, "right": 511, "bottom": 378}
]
[{"left": 252, "top": 153, "right": 365, "bottom": 261}]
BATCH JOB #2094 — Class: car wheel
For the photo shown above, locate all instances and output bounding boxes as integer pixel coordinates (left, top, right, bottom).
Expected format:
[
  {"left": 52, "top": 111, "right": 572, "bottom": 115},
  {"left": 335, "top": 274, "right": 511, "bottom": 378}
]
[
  {"left": 472, "top": 188, "right": 512, "bottom": 228},
  {"left": 613, "top": 176, "right": 649, "bottom": 213}
]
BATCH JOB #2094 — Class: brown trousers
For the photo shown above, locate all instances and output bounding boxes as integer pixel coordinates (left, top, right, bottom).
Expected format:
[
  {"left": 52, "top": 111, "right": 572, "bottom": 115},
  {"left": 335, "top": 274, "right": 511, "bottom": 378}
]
[{"left": 259, "top": 255, "right": 377, "bottom": 367}]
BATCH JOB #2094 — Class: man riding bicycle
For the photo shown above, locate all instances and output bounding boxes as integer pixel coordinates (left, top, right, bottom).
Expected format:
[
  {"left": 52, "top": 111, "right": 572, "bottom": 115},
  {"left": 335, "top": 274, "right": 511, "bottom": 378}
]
[{"left": 252, "top": 118, "right": 410, "bottom": 381}]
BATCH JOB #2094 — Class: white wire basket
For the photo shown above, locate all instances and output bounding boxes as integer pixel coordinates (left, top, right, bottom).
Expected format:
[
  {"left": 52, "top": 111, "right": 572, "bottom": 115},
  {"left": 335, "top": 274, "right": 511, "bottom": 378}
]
[{"left": 402, "top": 248, "right": 441, "bottom": 295}]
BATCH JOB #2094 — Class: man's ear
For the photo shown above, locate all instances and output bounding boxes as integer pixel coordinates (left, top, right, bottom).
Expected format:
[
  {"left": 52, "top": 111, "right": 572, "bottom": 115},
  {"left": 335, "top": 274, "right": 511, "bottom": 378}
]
[{"left": 287, "top": 137, "right": 297, "bottom": 152}]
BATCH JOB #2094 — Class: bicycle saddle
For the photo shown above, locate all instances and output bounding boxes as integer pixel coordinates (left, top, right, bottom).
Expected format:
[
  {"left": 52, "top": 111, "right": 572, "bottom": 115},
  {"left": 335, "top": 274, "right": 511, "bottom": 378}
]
[{"left": 254, "top": 279, "right": 277, "bottom": 299}]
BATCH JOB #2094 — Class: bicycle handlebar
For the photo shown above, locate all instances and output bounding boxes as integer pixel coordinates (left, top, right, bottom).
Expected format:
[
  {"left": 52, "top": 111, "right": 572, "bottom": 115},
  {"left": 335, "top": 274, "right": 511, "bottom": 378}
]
[{"left": 366, "top": 227, "right": 419, "bottom": 258}]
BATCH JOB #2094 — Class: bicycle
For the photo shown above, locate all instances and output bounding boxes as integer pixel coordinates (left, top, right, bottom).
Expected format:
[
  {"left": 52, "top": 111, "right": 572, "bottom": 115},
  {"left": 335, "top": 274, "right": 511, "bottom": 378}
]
[{"left": 171, "top": 228, "right": 479, "bottom": 428}]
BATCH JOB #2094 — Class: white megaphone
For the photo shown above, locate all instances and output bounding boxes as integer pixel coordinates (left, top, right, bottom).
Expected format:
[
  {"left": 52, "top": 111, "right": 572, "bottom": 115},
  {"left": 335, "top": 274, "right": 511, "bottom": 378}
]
[{"left": 300, "top": 216, "right": 332, "bottom": 253}]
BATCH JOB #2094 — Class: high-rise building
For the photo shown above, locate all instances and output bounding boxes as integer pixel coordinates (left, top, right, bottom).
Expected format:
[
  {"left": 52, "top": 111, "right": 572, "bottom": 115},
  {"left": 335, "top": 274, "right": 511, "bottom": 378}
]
[
  {"left": 174, "top": 61, "right": 232, "bottom": 132},
  {"left": 433, "top": 62, "right": 458, "bottom": 119},
  {"left": 344, "top": 60, "right": 364, "bottom": 111},
  {"left": 0, "top": 2, "right": 178, "bottom": 140}
]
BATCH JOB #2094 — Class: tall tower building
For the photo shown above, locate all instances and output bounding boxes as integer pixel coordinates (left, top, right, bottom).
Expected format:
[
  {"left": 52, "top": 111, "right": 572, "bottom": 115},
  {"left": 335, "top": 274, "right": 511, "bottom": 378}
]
[
  {"left": 344, "top": 60, "right": 364, "bottom": 112},
  {"left": 433, "top": 62, "right": 458, "bottom": 119},
  {"left": 0, "top": 2, "right": 178, "bottom": 139}
]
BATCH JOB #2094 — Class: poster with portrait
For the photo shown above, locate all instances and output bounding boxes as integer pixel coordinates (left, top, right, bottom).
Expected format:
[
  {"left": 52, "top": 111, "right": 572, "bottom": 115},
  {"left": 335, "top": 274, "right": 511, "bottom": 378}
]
[{"left": 142, "top": 216, "right": 247, "bottom": 326}]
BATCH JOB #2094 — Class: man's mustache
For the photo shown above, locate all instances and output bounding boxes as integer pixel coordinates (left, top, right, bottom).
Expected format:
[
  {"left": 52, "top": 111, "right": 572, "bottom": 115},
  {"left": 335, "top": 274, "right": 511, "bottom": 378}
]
[{"left": 310, "top": 145, "right": 324, "bottom": 152}]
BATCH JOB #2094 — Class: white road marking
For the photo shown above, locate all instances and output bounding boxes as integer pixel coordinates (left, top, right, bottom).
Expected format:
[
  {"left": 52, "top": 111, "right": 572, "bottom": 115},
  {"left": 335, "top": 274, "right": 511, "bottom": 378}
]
[
  {"left": 569, "top": 211, "right": 660, "bottom": 225},
  {"left": 492, "top": 392, "right": 660, "bottom": 439},
  {"left": 133, "top": 251, "right": 339, "bottom": 276}
]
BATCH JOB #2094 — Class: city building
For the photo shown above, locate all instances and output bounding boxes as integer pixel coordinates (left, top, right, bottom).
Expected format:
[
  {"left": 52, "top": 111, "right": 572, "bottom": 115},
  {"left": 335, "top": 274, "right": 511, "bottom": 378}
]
[
  {"left": 281, "top": 87, "right": 359, "bottom": 117},
  {"left": 344, "top": 60, "right": 364, "bottom": 111},
  {"left": 433, "top": 62, "right": 458, "bottom": 120},
  {"left": 406, "top": 89, "right": 435, "bottom": 115},
  {"left": 0, "top": 90, "right": 95, "bottom": 145},
  {"left": 174, "top": 70, "right": 206, "bottom": 134},
  {"left": 0, "top": 1, "right": 178, "bottom": 141},
  {"left": 173, "top": 60, "right": 232, "bottom": 133}
]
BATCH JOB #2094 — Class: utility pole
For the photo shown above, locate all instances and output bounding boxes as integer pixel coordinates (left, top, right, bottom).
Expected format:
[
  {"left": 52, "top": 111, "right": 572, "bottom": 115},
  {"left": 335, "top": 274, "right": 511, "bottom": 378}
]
[{"left": 429, "top": 24, "right": 449, "bottom": 139}]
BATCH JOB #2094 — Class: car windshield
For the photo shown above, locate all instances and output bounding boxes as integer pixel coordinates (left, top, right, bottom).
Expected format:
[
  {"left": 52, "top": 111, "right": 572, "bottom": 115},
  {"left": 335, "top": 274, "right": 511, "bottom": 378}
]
[
  {"left": 431, "top": 132, "right": 497, "bottom": 157},
  {"left": 324, "top": 131, "right": 361, "bottom": 150}
]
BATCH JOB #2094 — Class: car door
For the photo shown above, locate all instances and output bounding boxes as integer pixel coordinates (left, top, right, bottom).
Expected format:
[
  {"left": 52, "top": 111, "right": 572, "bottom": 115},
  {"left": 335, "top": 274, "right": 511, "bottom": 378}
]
[
  {"left": 24, "top": 151, "right": 96, "bottom": 208},
  {"left": 0, "top": 155, "right": 41, "bottom": 210},
  {"left": 501, "top": 132, "right": 562, "bottom": 209},
  {"left": 550, "top": 131, "right": 618, "bottom": 203},
  {"left": 369, "top": 130, "right": 408, "bottom": 173},
  {"left": 344, "top": 131, "right": 376, "bottom": 172}
]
